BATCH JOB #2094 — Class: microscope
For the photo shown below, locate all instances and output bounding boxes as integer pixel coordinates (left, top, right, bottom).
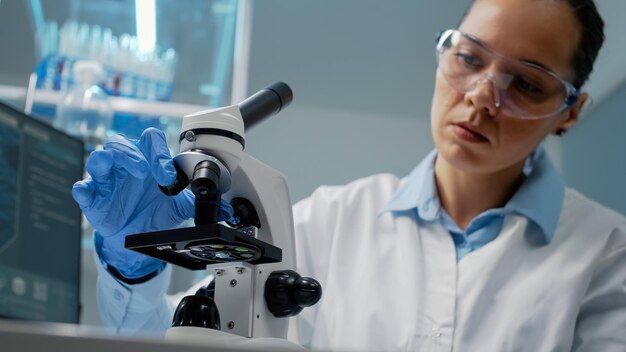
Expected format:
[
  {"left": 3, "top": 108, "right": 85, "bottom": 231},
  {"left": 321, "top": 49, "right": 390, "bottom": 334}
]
[{"left": 124, "top": 82, "right": 321, "bottom": 351}]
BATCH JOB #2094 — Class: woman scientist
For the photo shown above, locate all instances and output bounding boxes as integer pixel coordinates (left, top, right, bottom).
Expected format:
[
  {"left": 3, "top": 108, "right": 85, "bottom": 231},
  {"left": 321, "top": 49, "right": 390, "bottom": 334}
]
[{"left": 73, "top": 0, "right": 625, "bottom": 350}]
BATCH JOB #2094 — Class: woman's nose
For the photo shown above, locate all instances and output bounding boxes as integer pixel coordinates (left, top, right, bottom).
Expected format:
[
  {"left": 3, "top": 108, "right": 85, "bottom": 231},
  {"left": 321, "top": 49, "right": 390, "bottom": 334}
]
[{"left": 463, "top": 75, "right": 500, "bottom": 117}]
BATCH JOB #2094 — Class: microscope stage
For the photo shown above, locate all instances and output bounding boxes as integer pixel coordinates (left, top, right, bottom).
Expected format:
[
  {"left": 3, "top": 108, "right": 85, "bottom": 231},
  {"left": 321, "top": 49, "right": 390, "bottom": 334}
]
[{"left": 125, "top": 224, "right": 282, "bottom": 270}]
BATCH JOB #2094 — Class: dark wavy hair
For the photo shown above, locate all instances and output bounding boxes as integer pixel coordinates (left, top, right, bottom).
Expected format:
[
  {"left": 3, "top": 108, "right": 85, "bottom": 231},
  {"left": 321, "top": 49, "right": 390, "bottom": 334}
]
[{"left": 459, "top": 0, "right": 605, "bottom": 89}]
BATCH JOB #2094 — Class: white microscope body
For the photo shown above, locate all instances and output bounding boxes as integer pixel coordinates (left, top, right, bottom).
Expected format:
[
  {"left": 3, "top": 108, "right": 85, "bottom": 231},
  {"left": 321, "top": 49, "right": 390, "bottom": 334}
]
[{"left": 125, "top": 83, "right": 320, "bottom": 351}]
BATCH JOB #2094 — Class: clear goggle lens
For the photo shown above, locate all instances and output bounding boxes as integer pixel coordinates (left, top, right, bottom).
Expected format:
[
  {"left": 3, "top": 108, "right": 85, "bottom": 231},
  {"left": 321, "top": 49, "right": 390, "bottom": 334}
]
[{"left": 436, "top": 30, "right": 579, "bottom": 120}]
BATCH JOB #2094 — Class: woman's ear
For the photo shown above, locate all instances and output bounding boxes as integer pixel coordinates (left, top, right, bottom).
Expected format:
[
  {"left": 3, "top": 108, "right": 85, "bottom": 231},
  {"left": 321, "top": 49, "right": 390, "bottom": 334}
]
[{"left": 553, "top": 92, "right": 588, "bottom": 136}]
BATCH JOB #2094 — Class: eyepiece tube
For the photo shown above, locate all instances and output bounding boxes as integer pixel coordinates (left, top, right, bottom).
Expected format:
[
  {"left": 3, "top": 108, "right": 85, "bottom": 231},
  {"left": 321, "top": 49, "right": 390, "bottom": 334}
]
[{"left": 238, "top": 81, "right": 293, "bottom": 131}]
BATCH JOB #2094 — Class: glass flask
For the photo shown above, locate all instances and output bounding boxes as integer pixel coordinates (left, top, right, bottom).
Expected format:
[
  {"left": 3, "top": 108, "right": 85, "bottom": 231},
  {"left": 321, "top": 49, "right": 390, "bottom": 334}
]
[{"left": 54, "top": 60, "right": 113, "bottom": 151}]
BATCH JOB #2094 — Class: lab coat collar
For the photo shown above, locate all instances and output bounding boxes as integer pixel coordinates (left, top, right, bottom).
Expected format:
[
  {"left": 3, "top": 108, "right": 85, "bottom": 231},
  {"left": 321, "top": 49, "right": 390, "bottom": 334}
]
[
  {"left": 378, "top": 149, "right": 440, "bottom": 220},
  {"left": 379, "top": 146, "right": 564, "bottom": 243},
  {"left": 503, "top": 147, "right": 565, "bottom": 243}
]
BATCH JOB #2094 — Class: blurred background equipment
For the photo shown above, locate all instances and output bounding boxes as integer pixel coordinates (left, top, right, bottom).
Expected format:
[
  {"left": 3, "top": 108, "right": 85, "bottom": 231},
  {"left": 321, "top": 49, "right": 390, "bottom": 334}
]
[
  {"left": 53, "top": 59, "right": 113, "bottom": 151},
  {"left": 5, "top": 0, "right": 245, "bottom": 146},
  {"left": 0, "top": 101, "right": 83, "bottom": 324}
]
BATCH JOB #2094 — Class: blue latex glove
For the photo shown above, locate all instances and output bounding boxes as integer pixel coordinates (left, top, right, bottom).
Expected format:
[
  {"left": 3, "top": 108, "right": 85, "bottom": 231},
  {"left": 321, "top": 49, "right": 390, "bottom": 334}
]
[{"left": 73, "top": 128, "right": 233, "bottom": 279}]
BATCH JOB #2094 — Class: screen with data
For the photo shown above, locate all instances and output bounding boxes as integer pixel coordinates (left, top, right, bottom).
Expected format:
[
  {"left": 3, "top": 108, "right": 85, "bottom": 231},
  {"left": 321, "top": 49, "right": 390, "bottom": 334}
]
[{"left": 0, "top": 102, "right": 83, "bottom": 323}]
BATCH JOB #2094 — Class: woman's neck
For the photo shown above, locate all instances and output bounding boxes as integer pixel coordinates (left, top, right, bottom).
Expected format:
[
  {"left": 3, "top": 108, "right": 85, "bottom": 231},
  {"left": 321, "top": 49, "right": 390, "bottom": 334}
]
[{"left": 434, "top": 156, "right": 525, "bottom": 230}]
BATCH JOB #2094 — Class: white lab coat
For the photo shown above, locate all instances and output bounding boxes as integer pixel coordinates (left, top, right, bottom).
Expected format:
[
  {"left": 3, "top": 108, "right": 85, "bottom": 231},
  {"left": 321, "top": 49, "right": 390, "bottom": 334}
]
[{"left": 292, "top": 174, "right": 626, "bottom": 351}]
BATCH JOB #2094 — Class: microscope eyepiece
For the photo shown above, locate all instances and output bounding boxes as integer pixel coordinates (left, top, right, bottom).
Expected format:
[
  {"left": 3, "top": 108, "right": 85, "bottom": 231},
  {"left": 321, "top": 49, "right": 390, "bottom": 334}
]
[{"left": 238, "top": 81, "right": 293, "bottom": 131}]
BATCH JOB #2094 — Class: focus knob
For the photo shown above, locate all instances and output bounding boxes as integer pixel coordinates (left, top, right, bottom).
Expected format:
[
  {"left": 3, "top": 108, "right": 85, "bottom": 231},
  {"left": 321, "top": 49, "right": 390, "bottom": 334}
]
[
  {"left": 264, "top": 270, "right": 322, "bottom": 317},
  {"left": 171, "top": 295, "right": 221, "bottom": 330}
]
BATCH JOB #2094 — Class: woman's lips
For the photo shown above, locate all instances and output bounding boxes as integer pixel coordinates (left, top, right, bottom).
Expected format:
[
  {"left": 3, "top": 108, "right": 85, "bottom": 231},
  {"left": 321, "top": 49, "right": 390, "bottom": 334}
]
[{"left": 451, "top": 123, "right": 489, "bottom": 143}]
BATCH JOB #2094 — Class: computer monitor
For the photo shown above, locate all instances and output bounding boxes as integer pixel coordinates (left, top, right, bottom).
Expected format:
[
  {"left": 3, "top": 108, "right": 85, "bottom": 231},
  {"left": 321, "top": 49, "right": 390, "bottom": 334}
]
[{"left": 0, "top": 102, "right": 83, "bottom": 324}]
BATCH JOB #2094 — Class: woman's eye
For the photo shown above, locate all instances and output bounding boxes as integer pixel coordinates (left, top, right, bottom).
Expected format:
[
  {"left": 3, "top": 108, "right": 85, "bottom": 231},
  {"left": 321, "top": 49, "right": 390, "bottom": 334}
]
[
  {"left": 454, "top": 52, "right": 482, "bottom": 68},
  {"left": 514, "top": 77, "right": 543, "bottom": 94}
]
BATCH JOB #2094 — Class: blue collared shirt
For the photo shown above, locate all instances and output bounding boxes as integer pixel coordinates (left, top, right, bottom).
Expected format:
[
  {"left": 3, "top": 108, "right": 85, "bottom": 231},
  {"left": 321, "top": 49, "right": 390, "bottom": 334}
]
[{"left": 380, "top": 147, "right": 565, "bottom": 261}]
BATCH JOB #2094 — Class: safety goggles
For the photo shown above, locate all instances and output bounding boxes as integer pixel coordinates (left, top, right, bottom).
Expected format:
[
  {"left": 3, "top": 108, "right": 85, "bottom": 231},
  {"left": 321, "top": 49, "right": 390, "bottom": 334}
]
[{"left": 435, "top": 29, "right": 580, "bottom": 120}]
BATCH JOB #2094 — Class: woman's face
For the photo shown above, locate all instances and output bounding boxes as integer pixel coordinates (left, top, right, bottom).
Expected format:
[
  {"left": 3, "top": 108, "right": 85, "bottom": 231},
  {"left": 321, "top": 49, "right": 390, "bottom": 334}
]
[{"left": 431, "top": 0, "right": 584, "bottom": 175}]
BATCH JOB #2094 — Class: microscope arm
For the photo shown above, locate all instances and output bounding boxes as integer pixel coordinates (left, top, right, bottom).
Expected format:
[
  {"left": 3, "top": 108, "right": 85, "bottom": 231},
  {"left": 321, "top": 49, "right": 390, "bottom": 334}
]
[
  {"left": 225, "top": 153, "right": 297, "bottom": 270},
  {"left": 208, "top": 153, "right": 296, "bottom": 339}
]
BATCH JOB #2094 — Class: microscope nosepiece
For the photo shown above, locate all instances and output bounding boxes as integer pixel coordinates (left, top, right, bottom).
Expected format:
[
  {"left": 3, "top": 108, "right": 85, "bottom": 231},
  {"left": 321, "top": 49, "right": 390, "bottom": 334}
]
[{"left": 190, "top": 160, "right": 221, "bottom": 197}]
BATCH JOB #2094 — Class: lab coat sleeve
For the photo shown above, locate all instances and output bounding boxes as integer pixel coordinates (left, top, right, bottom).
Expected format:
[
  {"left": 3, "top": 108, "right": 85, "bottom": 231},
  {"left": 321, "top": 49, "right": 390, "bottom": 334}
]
[
  {"left": 293, "top": 187, "right": 338, "bottom": 284},
  {"left": 291, "top": 185, "right": 343, "bottom": 348},
  {"left": 95, "top": 247, "right": 216, "bottom": 336},
  {"left": 572, "top": 223, "right": 626, "bottom": 351},
  {"left": 94, "top": 253, "right": 176, "bottom": 335}
]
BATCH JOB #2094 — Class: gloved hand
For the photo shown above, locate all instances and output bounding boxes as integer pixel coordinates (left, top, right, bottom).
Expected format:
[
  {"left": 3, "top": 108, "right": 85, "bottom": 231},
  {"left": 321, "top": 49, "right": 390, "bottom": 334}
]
[{"left": 73, "top": 128, "right": 233, "bottom": 279}]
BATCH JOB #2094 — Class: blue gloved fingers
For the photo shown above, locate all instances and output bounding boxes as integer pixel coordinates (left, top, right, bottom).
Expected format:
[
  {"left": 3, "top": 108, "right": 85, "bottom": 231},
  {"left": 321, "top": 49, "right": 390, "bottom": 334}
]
[
  {"left": 172, "top": 189, "right": 196, "bottom": 221},
  {"left": 103, "top": 134, "right": 151, "bottom": 180},
  {"left": 171, "top": 192, "right": 234, "bottom": 223},
  {"left": 136, "top": 128, "right": 177, "bottom": 186},
  {"left": 218, "top": 199, "right": 235, "bottom": 221},
  {"left": 85, "top": 149, "right": 115, "bottom": 188},
  {"left": 78, "top": 150, "right": 125, "bottom": 236},
  {"left": 72, "top": 179, "right": 96, "bottom": 209}
]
